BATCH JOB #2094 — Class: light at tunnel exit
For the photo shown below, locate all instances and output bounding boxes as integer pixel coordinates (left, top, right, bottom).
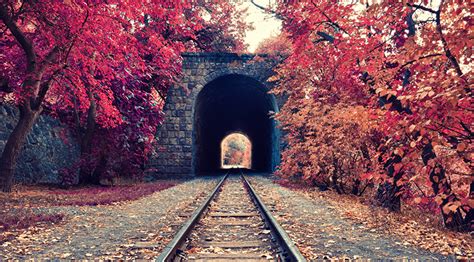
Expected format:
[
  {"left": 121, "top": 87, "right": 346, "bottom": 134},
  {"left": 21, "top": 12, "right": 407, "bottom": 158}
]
[{"left": 221, "top": 133, "right": 252, "bottom": 169}]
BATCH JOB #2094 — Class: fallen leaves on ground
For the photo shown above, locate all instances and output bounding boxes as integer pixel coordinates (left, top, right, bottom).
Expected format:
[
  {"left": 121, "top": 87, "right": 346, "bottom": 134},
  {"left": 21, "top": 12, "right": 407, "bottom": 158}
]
[
  {"left": 276, "top": 178, "right": 473, "bottom": 259},
  {"left": 0, "top": 179, "right": 182, "bottom": 257},
  {"left": 1, "top": 180, "right": 181, "bottom": 208}
]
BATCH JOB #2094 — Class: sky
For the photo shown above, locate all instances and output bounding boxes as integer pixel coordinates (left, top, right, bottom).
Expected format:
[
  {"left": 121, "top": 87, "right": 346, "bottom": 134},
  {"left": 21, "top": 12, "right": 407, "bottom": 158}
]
[
  {"left": 238, "top": 0, "right": 439, "bottom": 52},
  {"left": 239, "top": 1, "right": 281, "bottom": 52}
]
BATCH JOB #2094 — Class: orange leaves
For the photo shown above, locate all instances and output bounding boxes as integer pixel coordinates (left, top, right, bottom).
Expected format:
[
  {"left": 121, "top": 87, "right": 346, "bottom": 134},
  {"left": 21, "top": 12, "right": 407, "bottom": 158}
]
[
  {"left": 456, "top": 143, "right": 467, "bottom": 152},
  {"left": 359, "top": 172, "right": 388, "bottom": 183},
  {"left": 275, "top": 94, "right": 378, "bottom": 192},
  {"left": 394, "top": 148, "right": 404, "bottom": 157},
  {"left": 359, "top": 172, "right": 374, "bottom": 181},
  {"left": 413, "top": 197, "right": 422, "bottom": 204},
  {"left": 442, "top": 201, "right": 463, "bottom": 216},
  {"left": 255, "top": 32, "right": 293, "bottom": 56},
  {"left": 416, "top": 87, "right": 436, "bottom": 100}
]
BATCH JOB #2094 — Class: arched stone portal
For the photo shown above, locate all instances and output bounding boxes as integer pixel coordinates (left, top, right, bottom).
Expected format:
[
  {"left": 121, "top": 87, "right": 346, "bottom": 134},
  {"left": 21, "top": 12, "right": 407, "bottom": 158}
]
[
  {"left": 194, "top": 74, "right": 276, "bottom": 174},
  {"left": 148, "top": 52, "right": 282, "bottom": 177}
]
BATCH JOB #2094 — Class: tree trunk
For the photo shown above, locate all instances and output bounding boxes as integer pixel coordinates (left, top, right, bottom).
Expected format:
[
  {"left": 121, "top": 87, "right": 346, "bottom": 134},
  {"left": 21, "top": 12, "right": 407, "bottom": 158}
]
[
  {"left": 94, "top": 155, "right": 108, "bottom": 185},
  {"left": 351, "top": 179, "right": 361, "bottom": 195},
  {"left": 422, "top": 142, "right": 471, "bottom": 232},
  {"left": 79, "top": 97, "right": 97, "bottom": 185},
  {"left": 331, "top": 174, "right": 342, "bottom": 194},
  {"left": 331, "top": 158, "right": 343, "bottom": 194},
  {"left": 0, "top": 102, "right": 41, "bottom": 192},
  {"left": 465, "top": 182, "right": 474, "bottom": 232},
  {"left": 0, "top": 2, "right": 60, "bottom": 192},
  {"left": 429, "top": 162, "right": 470, "bottom": 231},
  {"left": 375, "top": 182, "right": 401, "bottom": 212},
  {"left": 375, "top": 154, "right": 403, "bottom": 212}
]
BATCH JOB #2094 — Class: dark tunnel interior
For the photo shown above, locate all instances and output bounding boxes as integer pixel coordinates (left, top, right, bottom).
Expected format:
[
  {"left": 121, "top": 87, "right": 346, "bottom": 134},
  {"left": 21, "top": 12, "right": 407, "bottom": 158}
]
[{"left": 193, "top": 74, "right": 277, "bottom": 174}]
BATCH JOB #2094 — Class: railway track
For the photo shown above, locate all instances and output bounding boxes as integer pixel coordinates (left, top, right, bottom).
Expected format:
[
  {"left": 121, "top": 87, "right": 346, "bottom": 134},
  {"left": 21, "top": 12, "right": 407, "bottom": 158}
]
[{"left": 157, "top": 171, "right": 306, "bottom": 261}]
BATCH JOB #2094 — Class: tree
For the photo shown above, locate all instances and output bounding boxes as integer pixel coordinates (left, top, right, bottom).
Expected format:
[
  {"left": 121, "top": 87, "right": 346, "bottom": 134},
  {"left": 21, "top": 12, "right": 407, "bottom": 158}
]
[
  {"left": 272, "top": 0, "right": 472, "bottom": 231},
  {"left": 255, "top": 32, "right": 292, "bottom": 56},
  {"left": 0, "top": 1, "right": 249, "bottom": 191},
  {"left": 185, "top": 0, "right": 251, "bottom": 53},
  {"left": 366, "top": 0, "right": 472, "bottom": 231}
]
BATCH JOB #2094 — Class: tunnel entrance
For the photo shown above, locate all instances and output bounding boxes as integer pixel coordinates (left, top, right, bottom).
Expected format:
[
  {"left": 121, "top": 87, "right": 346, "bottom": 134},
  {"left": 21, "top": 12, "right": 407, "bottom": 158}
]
[
  {"left": 221, "top": 133, "right": 252, "bottom": 169},
  {"left": 193, "top": 74, "right": 278, "bottom": 174}
]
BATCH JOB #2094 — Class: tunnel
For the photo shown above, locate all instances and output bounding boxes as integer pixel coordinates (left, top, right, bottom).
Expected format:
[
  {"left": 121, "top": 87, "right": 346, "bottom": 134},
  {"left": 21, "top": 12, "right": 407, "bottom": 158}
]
[{"left": 193, "top": 74, "right": 279, "bottom": 174}]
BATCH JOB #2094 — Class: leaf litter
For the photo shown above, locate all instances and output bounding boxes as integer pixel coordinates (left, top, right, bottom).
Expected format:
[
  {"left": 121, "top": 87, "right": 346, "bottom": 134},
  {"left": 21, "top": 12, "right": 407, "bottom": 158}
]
[{"left": 248, "top": 175, "right": 472, "bottom": 260}]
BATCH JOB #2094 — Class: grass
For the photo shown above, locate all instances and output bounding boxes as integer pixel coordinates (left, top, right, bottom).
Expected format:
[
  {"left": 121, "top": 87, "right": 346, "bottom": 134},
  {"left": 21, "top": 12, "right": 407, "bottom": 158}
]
[
  {"left": 275, "top": 177, "right": 314, "bottom": 190},
  {"left": 1, "top": 180, "right": 180, "bottom": 208}
]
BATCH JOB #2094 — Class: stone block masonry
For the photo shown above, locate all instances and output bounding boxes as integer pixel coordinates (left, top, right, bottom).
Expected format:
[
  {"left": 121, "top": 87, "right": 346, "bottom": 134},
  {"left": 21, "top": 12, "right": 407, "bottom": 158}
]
[{"left": 0, "top": 105, "right": 80, "bottom": 184}]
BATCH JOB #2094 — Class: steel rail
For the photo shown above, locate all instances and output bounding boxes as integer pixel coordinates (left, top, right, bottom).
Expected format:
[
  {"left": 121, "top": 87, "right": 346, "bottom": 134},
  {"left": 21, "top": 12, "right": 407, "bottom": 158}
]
[
  {"left": 241, "top": 172, "right": 307, "bottom": 262},
  {"left": 156, "top": 173, "right": 228, "bottom": 262}
]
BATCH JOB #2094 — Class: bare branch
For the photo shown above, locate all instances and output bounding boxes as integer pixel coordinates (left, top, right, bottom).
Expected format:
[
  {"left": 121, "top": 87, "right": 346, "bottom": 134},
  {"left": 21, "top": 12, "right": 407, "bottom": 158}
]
[
  {"left": 249, "top": 0, "right": 283, "bottom": 20},
  {"left": 407, "top": 3, "right": 437, "bottom": 14},
  {"left": 434, "top": 0, "right": 464, "bottom": 78},
  {"left": 399, "top": 53, "right": 442, "bottom": 70}
]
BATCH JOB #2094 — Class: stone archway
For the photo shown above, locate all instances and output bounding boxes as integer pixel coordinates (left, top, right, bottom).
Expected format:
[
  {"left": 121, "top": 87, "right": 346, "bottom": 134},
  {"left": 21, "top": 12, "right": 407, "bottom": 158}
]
[{"left": 148, "top": 52, "right": 281, "bottom": 177}]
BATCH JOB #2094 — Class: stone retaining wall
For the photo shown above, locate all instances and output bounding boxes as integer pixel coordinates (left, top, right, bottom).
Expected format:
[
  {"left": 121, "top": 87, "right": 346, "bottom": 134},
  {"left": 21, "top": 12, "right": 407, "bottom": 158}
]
[{"left": 0, "top": 105, "right": 79, "bottom": 184}]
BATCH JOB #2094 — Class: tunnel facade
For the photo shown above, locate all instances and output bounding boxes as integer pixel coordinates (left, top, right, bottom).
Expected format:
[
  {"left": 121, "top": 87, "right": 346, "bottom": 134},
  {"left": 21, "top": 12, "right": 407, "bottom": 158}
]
[{"left": 148, "top": 53, "right": 282, "bottom": 176}]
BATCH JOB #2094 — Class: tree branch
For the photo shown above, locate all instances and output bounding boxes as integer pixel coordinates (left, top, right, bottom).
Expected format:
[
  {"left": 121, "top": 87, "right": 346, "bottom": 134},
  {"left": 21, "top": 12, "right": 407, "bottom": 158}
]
[
  {"left": 311, "top": 0, "right": 350, "bottom": 36},
  {"left": 413, "top": 182, "right": 427, "bottom": 197},
  {"left": 399, "top": 53, "right": 442, "bottom": 70},
  {"left": 63, "top": 7, "right": 89, "bottom": 64},
  {"left": 407, "top": 3, "right": 437, "bottom": 14},
  {"left": 435, "top": 0, "right": 464, "bottom": 77},
  {"left": 457, "top": 117, "right": 474, "bottom": 138},
  {"left": 32, "top": 68, "right": 64, "bottom": 110},
  {"left": 0, "top": 4, "right": 37, "bottom": 73},
  {"left": 154, "top": 87, "right": 166, "bottom": 101},
  {"left": 249, "top": 0, "right": 283, "bottom": 20}
]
